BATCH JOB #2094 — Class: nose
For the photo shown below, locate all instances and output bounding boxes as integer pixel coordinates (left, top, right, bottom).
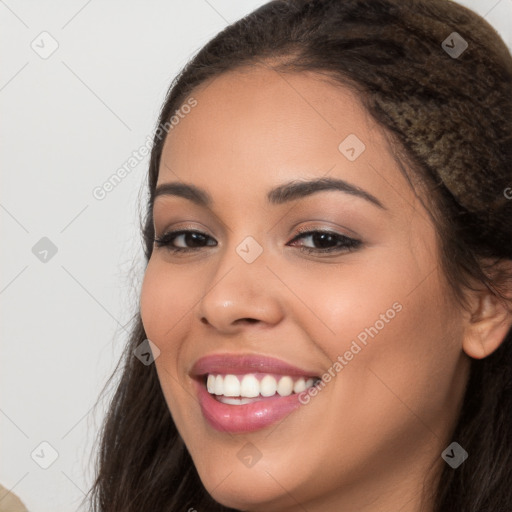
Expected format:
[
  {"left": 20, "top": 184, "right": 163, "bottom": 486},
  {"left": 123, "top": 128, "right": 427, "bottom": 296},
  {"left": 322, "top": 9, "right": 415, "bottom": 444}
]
[{"left": 196, "top": 244, "right": 285, "bottom": 334}]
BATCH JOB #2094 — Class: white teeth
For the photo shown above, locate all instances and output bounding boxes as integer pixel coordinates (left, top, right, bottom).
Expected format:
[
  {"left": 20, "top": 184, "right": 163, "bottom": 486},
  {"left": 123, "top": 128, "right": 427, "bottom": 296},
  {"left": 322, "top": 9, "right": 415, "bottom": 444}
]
[
  {"left": 260, "top": 375, "right": 277, "bottom": 397},
  {"left": 293, "top": 377, "right": 306, "bottom": 393},
  {"left": 205, "top": 373, "right": 318, "bottom": 399},
  {"left": 240, "top": 375, "right": 260, "bottom": 398},
  {"left": 277, "top": 376, "right": 294, "bottom": 396},
  {"left": 214, "top": 375, "right": 223, "bottom": 395},
  {"left": 223, "top": 374, "right": 241, "bottom": 397},
  {"left": 218, "top": 397, "right": 255, "bottom": 405},
  {"left": 207, "top": 374, "right": 216, "bottom": 394}
]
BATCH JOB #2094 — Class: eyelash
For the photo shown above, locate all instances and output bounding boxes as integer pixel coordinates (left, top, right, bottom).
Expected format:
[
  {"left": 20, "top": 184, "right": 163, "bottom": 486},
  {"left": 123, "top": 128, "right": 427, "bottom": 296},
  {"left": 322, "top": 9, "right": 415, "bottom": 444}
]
[{"left": 153, "top": 228, "right": 361, "bottom": 255}]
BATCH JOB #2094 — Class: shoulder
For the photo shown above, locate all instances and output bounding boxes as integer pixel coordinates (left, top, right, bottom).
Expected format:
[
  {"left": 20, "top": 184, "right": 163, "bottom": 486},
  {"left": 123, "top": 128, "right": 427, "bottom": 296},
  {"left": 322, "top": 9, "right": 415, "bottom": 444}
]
[{"left": 0, "top": 483, "right": 29, "bottom": 512}]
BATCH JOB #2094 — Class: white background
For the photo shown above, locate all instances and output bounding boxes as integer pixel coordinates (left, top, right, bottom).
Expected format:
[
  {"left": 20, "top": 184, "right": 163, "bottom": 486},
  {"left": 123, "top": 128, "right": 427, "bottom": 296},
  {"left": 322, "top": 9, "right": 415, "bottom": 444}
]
[{"left": 1, "top": 1, "right": 510, "bottom": 510}]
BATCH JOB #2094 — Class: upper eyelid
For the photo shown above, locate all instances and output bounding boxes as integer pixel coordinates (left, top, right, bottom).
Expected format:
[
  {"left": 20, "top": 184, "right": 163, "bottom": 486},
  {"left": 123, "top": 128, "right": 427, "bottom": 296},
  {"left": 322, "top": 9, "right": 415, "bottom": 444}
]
[
  {"left": 156, "top": 228, "right": 358, "bottom": 244},
  {"left": 156, "top": 227, "right": 353, "bottom": 237},
  {"left": 152, "top": 198, "right": 368, "bottom": 238},
  {"left": 154, "top": 218, "right": 359, "bottom": 237}
]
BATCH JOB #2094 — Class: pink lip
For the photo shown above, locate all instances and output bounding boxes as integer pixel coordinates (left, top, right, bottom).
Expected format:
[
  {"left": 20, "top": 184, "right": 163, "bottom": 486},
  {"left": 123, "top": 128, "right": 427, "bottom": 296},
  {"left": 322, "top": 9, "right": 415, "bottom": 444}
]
[
  {"left": 191, "top": 353, "right": 319, "bottom": 379},
  {"left": 190, "top": 353, "right": 319, "bottom": 433}
]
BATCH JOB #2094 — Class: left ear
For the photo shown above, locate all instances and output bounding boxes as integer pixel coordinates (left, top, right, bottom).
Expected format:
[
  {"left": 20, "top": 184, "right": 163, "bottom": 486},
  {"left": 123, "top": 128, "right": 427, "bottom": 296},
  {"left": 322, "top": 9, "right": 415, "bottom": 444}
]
[{"left": 462, "top": 274, "right": 512, "bottom": 360}]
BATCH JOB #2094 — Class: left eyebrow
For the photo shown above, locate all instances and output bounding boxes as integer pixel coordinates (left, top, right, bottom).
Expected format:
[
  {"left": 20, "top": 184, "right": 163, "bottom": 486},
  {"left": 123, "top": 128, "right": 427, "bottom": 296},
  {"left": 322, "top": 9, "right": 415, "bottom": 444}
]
[
  {"left": 153, "top": 177, "right": 386, "bottom": 210},
  {"left": 267, "top": 177, "right": 385, "bottom": 209}
]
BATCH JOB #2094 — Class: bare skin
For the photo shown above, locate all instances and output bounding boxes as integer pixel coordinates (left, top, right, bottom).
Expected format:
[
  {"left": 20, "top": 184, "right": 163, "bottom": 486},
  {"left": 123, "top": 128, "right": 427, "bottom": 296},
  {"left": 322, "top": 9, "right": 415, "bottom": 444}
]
[{"left": 139, "top": 66, "right": 509, "bottom": 511}]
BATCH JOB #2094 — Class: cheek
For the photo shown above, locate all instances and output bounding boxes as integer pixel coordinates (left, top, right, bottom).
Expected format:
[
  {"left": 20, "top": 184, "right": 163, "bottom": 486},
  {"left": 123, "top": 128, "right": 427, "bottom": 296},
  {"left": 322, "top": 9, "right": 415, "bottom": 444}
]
[
  {"left": 284, "top": 259, "right": 410, "bottom": 356},
  {"left": 139, "top": 260, "right": 196, "bottom": 394},
  {"left": 139, "top": 264, "right": 166, "bottom": 342},
  {"left": 139, "top": 260, "right": 196, "bottom": 422},
  {"left": 139, "top": 259, "right": 194, "bottom": 345},
  {"left": 291, "top": 256, "right": 462, "bottom": 407}
]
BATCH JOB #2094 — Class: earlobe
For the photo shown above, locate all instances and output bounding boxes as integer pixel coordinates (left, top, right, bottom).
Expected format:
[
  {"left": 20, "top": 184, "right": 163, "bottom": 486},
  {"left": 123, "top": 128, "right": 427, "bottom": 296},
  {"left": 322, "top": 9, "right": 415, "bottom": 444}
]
[{"left": 462, "top": 292, "right": 512, "bottom": 360}]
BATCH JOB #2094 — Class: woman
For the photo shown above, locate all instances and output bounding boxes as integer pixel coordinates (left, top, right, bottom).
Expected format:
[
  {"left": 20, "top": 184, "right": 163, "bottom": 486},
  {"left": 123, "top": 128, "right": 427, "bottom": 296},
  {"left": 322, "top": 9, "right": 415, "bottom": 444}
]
[{"left": 87, "top": 0, "right": 512, "bottom": 510}]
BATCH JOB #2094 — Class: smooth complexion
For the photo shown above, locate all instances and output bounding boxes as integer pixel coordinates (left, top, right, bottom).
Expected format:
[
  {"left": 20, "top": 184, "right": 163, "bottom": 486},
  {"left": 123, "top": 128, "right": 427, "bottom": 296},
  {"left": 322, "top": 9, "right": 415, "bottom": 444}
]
[{"left": 140, "top": 66, "right": 475, "bottom": 512}]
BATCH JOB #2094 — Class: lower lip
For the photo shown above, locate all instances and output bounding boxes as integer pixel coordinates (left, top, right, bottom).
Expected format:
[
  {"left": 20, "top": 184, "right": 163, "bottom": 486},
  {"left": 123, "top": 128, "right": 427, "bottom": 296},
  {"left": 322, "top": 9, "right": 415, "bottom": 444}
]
[{"left": 195, "top": 379, "right": 304, "bottom": 433}]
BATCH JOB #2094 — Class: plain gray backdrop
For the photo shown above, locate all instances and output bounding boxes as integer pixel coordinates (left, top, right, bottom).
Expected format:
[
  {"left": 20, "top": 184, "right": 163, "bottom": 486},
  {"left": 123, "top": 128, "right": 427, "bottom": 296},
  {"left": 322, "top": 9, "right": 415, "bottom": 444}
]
[{"left": 1, "top": 1, "right": 511, "bottom": 510}]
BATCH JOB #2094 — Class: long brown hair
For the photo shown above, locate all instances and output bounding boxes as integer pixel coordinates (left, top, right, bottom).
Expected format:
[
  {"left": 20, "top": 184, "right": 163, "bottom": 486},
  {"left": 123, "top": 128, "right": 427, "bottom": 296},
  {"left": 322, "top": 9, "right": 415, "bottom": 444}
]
[{"left": 86, "top": 0, "right": 512, "bottom": 510}]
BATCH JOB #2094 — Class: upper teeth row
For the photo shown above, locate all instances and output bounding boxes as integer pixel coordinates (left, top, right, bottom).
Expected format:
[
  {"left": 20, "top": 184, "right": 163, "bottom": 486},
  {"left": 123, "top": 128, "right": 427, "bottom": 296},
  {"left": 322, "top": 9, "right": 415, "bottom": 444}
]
[{"left": 206, "top": 374, "right": 317, "bottom": 398}]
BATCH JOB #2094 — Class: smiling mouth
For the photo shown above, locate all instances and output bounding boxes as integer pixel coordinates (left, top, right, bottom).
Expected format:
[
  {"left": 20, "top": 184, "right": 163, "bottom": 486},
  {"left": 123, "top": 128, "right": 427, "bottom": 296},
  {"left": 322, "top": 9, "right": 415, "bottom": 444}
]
[
  {"left": 205, "top": 373, "right": 321, "bottom": 405},
  {"left": 191, "top": 353, "right": 323, "bottom": 432}
]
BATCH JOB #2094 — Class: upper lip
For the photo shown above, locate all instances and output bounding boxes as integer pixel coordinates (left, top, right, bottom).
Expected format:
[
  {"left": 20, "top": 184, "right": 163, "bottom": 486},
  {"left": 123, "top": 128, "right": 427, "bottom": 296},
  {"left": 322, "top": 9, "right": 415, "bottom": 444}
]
[{"left": 190, "top": 353, "right": 320, "bottom": 378}]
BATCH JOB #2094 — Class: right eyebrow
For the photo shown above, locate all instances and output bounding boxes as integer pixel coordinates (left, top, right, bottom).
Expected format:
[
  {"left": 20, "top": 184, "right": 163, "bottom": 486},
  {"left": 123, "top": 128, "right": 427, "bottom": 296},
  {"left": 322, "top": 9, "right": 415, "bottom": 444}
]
[{"left": 154, "top": 182, "right": 211, "bottom": 207}]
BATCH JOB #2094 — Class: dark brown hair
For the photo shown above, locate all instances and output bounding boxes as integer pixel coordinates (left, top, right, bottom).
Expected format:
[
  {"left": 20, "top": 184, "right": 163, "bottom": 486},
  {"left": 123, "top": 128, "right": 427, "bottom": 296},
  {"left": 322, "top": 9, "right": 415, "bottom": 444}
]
[{"left": 86, "top": 0, "right": 512, "bottom": 510}]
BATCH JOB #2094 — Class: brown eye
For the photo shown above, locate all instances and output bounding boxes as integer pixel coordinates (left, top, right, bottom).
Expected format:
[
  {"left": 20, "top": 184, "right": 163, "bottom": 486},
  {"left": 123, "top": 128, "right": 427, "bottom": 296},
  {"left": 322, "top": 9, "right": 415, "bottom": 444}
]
[
  {"left": 287, "top": 230, "right": 361, "bottom": 254},
  {"left": 153, "top": 229, "right": 361, "bottom": 256},
  {"left": 154, "top": 230, "right": 216, "bottom": 252}
]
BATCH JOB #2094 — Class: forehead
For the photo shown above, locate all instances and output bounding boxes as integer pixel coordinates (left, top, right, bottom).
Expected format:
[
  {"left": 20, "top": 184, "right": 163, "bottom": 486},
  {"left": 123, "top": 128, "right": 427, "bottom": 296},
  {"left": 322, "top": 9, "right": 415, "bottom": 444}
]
[
  {"left": 158, "top": 66, "right": 410, "bottom": 212},
  {"left": 163, "top": 66, "right": 374, "bottom": 158}
]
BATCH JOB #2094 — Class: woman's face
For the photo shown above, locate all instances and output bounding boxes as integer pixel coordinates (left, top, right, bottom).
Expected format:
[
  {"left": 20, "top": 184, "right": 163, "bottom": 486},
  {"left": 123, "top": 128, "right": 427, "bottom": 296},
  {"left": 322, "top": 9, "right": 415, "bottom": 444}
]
[{"left": 140, "top": 67, "right": 471, "bottom": 512}]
